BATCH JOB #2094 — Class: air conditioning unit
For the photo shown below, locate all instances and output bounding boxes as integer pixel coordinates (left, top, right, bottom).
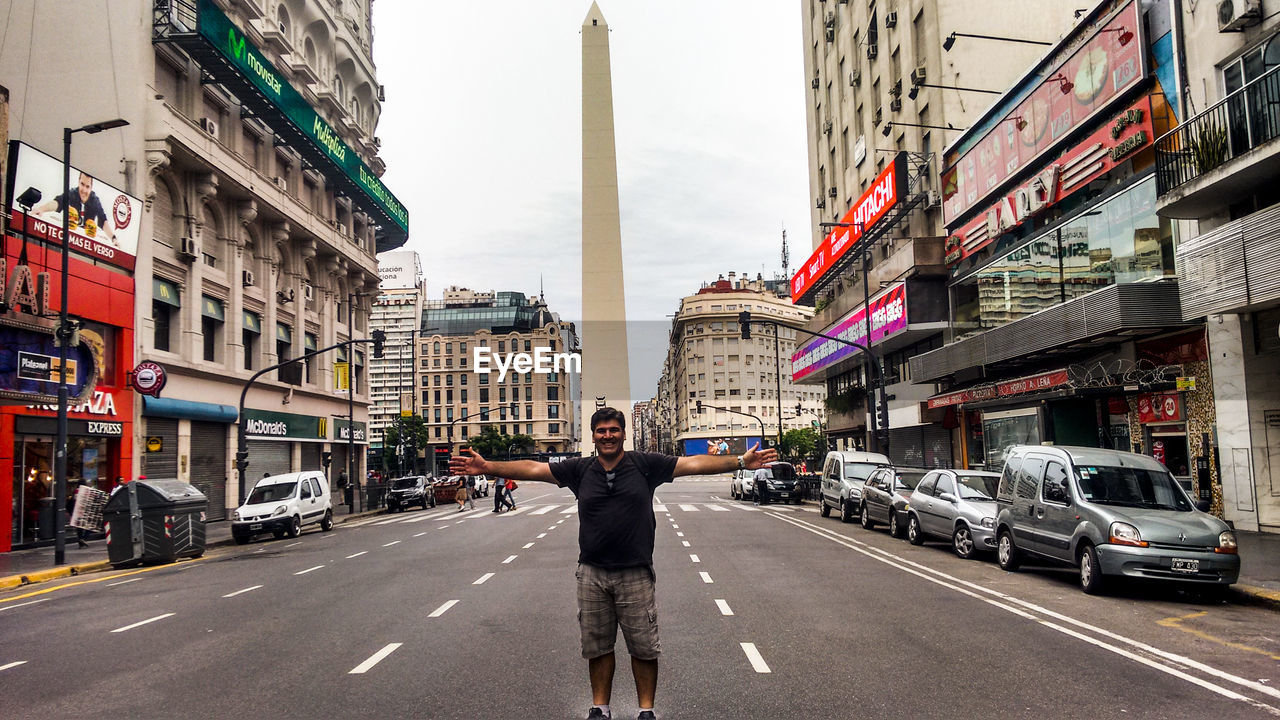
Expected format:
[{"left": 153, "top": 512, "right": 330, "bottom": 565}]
[
  {"left": 866, "top": 44, "right": 878, "bottom": 59},
  {"left": 273, "top": 176, "right": 288, "bottom": 191},
  {"left": 910, "top": 65, "right": 926, "bottom": 85},
  {"left": 849, "top": 68, "right": 862, "bottom": 86},
  {"left": 828, "top": 186, "right": 838, "bottom": 198},
  {"left": 889, "top": 79, "right": 902, "bottom": 97},
  {"left": 811, "top": 76, "right": 821, "bottom": 89},
  {"left": 825, "top": 27, "right": 835, "bottom": 42},
  {"left": 889, "top": 97, "right": 902, "bottom": 112},
  {"left": 242, "top": 269, "right": 256, "bottom": 287},
  {"left": 873, "top": 107, "right": 883, "bottom": 125},
  {"left": 304, "top": 284, "right": 314, "bottom": 301},
  {"left": 377, "top": 84, "right": 386, "bottom": 102},
  {"left": 885, "top": 11, "right": 898, "bottom": 27},
  {"left": 373, "top": 136, "right": 382, "bottom": 148},
  {"left": 816, "top": 196, "right": 826, "bottom": 209},
  {"left": 825, "top": 11, "right": 836, "bottom": 27},
  {"left": 177, "top": 237, "right": 198, "bottom": 260},
  {"left": 823, "top": 120, "right": 833, "bottom": 134},
  {"left": 926, "top": 190, "right": 941, "bottom": 208},
  {"left": 199, "top": 117, "right": 218, "bottom": 137},
  {"left": 1218, "top": 0, "right": 1261, "bottom": 31}
]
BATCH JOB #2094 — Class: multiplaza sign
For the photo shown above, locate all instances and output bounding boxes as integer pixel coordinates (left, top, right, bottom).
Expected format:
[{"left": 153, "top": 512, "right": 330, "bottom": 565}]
[{"left": 472, "top": 347, "right": 581, "bottom": 382}]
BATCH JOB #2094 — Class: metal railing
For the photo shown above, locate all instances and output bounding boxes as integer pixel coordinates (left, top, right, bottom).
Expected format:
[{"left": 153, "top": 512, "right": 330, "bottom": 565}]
[{"left": 1155, "top": 64, "right": 1280, "bottom": 195}]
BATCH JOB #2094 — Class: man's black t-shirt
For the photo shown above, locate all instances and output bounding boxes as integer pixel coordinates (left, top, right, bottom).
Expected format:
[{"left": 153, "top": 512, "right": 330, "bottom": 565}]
[
  {"left": 550, "top": 451, "right": 677, "bottom": 570},
  {"left": 56, "top": 189, "right": 108, "bottom": 230}
]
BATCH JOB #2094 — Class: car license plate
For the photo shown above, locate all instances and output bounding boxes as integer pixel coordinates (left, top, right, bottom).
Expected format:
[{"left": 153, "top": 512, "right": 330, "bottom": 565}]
[
  {"left": 250, "top": 523, "right": 262, "bottom": 531},
  {"left": 1171, "top": 558, "right": 1199, "bottom": 574}
]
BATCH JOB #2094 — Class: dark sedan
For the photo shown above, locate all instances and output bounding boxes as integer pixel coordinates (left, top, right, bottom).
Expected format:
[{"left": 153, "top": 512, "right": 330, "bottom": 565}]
[{"left": 753, "top": 462, "right": 802, "bottom": 505}]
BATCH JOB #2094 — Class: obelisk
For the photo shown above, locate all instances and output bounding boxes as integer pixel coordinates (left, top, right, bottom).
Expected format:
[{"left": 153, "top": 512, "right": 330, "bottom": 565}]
[{"left": 580, "top": 2, "right": 633, "bottom": 451}]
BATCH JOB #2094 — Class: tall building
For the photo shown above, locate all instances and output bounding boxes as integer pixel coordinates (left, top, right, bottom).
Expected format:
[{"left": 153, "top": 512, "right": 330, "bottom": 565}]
[
  {"left": 795, "top": 0, "right": 1078, "bottom": 464},
  {"left": 0, "top": 0, "right": 407, "bottom": 536},
  {"left": 656, "top": 274, "right": 826, "bottom": 456},
  {"left": 631, "top": 400, "right": 656, "bottom": 452},
  {"left": 369, "top": 250, "right": 424, "bottom": 460},
  {"left": 418, "top": 287, "right": 581, "bottom": 471},
  {"left": 580, "top": 2, "right": 633, "bottom": 447},
  {"left": 1155, "top": 9, "right": 1280, "bottom": 532}
]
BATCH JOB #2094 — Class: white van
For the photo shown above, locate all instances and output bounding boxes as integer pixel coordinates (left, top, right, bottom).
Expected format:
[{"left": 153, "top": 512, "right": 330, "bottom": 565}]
[
  {"left": 232, "top": 471, "right": 333, "bottom": 544},
  {"left": 819, "top": 450, "right": 891, "bottom": 523}
]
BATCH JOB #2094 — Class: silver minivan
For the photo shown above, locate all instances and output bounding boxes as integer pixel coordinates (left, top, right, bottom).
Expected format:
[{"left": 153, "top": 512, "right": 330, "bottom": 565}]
[
  {"left": 819, "top": 450, "right": 891, "bottom": 523},
  {"left": 994, "top": 446, "right": 1239, "bottom": 594}
]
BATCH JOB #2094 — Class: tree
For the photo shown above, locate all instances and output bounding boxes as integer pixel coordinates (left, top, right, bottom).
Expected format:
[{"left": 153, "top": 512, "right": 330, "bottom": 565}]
[
  {"left": 468, "top": 425, "right": 536, "bottom": 459},
  {"left": 778, "top": 428, "right": 820, "bottom": 464},
  {"left": 382, "top": 416, "right": 429, "bottom": 475}
]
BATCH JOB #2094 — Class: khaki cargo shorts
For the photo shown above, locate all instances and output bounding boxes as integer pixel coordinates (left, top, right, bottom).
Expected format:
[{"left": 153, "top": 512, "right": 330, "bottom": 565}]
[{"left": 575, "top": 563, "right": 660, "bottom": 660}]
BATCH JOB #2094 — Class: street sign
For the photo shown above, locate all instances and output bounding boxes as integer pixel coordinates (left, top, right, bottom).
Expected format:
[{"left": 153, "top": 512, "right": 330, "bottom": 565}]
[
  {"left": 334, "top": 361, "right": 350, "bottom": 391},
  {"left": 1176, "top": 376, "right": 1197, "bottom": 391}
]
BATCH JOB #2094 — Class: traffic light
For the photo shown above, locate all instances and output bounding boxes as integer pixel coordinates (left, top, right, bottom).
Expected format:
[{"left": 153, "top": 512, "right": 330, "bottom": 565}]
[
  {"left": 235, "top": 450, "right": 249, "bottom": 472},
  {"left": 695, "top": 400, "right": 703, "bottom": 413},
  {"left": 371, "top": 329, "right": 386, "bottom": 358},
  {"left": 321, "top": 451, "right": 333, "bottom": 468},
  {"left": 739, "top": 310, "right": 751, "bottom": 339}
]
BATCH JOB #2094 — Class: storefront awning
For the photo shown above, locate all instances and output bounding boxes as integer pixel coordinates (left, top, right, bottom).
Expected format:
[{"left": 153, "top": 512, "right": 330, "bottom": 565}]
[
  {"left": 927, "top": 369, "right": 1070, "bottom": 410},
  {"left": 154, "top": 278, "right": 181, "bottom": 308},
  {"left": 143, "top": 397, "right": 238, "bottom": 423}
]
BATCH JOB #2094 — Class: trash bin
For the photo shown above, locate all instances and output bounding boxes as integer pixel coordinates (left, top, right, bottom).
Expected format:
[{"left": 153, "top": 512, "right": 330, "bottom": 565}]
[{"left": 103, "top": 479, "right": 208, "bottom": 568}]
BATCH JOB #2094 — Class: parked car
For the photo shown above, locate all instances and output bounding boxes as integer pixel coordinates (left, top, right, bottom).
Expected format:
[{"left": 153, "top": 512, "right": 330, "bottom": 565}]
[
  {"left": 752, "top": 462, "right": 801, "bottom": 505},
  {"left": 386, "top": 475, "right": 435, "bottom": 512},
  {"left": 859, "top": 466, "right": 929, "bottom": 535},
  {"left": 994, "top": 446, "right": 1239, "bottom": 595},
  {"left": 232, "top": 471, "right": 333, "bottom": 544},
  {"left": 473, "top": 475, "right": 490, "bottom": 497},
  {"left": 819, "top": 450, "right": 891, "bottom": 523},
  {"left": 904, "top": 469, "right": 1002, "bottom": 558},
  {"left": 730, "top": 468, "right": 755, "bottom": 500}
]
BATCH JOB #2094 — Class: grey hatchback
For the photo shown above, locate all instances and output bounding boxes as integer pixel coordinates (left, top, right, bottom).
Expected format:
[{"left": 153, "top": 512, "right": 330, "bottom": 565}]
[
  {"left": 905, "top": 469, "right": 1002, "bottom": 558},
  {"left": 994, "top": 446, "right": 1239, "bottom": 594}
]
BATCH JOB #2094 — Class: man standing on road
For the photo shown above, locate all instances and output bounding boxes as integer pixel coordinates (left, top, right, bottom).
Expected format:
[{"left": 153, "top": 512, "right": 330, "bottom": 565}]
[{"left": 450, "top": 406, "right": 777, "bottom": 720}]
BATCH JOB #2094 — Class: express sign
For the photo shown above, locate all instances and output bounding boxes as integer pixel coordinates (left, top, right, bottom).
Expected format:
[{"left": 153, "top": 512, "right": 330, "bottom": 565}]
[{"left": 791, "top": 153, "right": 907, "bottom": 302}]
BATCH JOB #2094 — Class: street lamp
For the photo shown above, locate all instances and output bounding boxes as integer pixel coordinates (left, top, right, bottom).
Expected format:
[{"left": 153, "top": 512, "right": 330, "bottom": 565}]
[
  {"left": 942, "top": 31, "right": 1052, "bottom": 52},
  {"left": 53, "top": 117, "right": 128, "bottom": 566}
]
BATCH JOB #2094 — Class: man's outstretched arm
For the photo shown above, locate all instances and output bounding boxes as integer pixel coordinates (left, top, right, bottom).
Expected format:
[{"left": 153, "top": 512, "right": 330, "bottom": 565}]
[
  {"left": 673, "top": 443, "right": 777, "bottom": 478},
  {"left": 449, "top": 448, "right": 556, "bottom": 484}
]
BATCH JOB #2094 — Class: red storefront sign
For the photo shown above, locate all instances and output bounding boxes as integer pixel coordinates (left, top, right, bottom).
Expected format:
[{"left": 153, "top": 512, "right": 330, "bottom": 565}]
[
  {"left": 791, "top": 153, "right": 906, "bottom": 301},
  {"left": 928, "top": 369, "right": 1070, "bottom": 409},
  {"left": 941, "top": 0, "right": 1144, "bottom": 228},
  {"left": 944, "top": 96, "right": 1153, "bottom": 266},
  {"left": 1136, "top": 392, "right": 1183, "bottom": 423}
]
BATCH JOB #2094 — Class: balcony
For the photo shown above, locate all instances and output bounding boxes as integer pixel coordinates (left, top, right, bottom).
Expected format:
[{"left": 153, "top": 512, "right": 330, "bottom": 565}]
[{"left": 1155, "top": 64, "right": 1280, "bottom": 218}]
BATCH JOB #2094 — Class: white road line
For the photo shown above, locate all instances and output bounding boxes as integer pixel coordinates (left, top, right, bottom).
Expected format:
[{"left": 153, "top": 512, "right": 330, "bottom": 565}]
[
  {"left": 383, "top": 540, "right": 401, "bottom": 547},
  {"left": 676, "top": 532, "right": 685, "bottom": 537},
  {"left": 548, "top": 526, "right": 557, "bottom": 531},
  {"left": 294, "top": 565, "right": 325, "bottom": 575},
  {"left": 223, "top": 585, "right": 263, "bottom": 598},
  {"left": 557, "top": 518, "right": 567, "bottom": 524},
  {"left": 284, "top": 541, "right": 302, "bottom": 547},
  {"left": 707, "top": 505, "right": 730, "bottom": 512},
  {"left": 523, "top": 542, "right": 535, "bottom": 549},
  {"left": 741, "top": 643, "right": 771, "bottom": 673},
  {"left": 502, "top": 555, "right": 518, "bottom": 564},
  {"left": 537, "top": 533, "right": 547, "bottom": 539},
  {"left": 672, "top": 524, "right": 679, "bottom": 529},
  {"left": 0, "top": 661, "right": 28, "bottom": 672},
  {"left": 463, "top": 508, "right": 493, "bottom": 518},
  {"left": 715, "top": 599, "right": 734, "bottom": 616},
  {"left": 413, "top": 532, "right": 427, "bottom": 537},
  {"left": 690, "top": 554, "right": 700, "bottom": 563},
  {"left": 253, "top": 548, "right": 267, "bottom": 553},
  {"left": 0, "top": 598, "right": 50, "bottom": 613},
  {"left": 437, "top": 525, "right": 450, "bottom": 529},
  {"left": 473, "top": 573, "right": 495, "bottom": 585},
  {"left": 678, "top": 504, "right": 700, "bottom": 512},
  {"left": 681, "top": 541, "right": 691, "bottom": 547},
  {"left": 653, "top": 504, "right": 668, "bottom": 512},
  {"left": 699, "top": 572, "right": 714, "bottom": 583},
  {"left": 560, "top": 505, "right": 579, "bottom": 514},
  {"left": 346, "top": 551, "right": 368, "bottom": 559},
  {"left": 428, "top": 600, "right": 459, "bottom": 617},
  {"left": 106, "top": 577, "right": 143, "bottom": 587},
  {"left": 348, "top": 643, "right": 402, "bottom": 674},
  {"left": 530, "top": 505, "right": 558, "bottom": 515},
  {"left": 111, "top": 613, "right": 174, "bottom": 633},
  {"left": 503, "top": 507, "right": 529, "bottom": 516}
]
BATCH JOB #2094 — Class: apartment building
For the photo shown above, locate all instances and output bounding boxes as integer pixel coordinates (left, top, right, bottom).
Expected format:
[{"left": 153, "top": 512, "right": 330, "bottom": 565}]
[
  {"left": 655, "top": 274, "right": 826, "bottom": 456},
  {"left": 1154, "top": 3, "right": 1280, "bottom": 532},
  {"left": 0, "top": 0, "right": 407, "bottom": 528},
  {"left": 369, "top": 250, "right": 423, "bottom": 459},
  {"left": 796, "top": 0, "right": 1078, "bottom": 465},
  {"left": 417, "top": 287, "right": 580, "bottom": 470}
]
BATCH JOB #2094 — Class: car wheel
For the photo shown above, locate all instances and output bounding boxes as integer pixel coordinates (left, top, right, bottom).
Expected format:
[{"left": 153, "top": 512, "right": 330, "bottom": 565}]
[
  {"left": 820, "top": 500, "right": 831, "bottom": 518},
  {"left": 860, "top": 503, "right": 875, "bottom": 529},
  {"left": 952, "top": 524, "right": 975, "bottom": 559},
  {"left": 997, "top": 530, "right": 1022, "bottom": 571},
  {"left": 287, "top": 515, "right": 301, "bottom": 538},
  {"left": 233, "top": 533, "right": 250, "bottom": 545},
  {"left": 888, "top": 512, "right": 903, "bottom": 538},
  {"left": 1079, "top": 544, "right": 1107, "bottom": 595},
  {"left": 840, "top": 499, "right": 854, "bottom": 523},
  {"left": 907, "top": 514, "right": 924, "bottom": 545},
  {"left": 320, "top": 511, "right": 334, "bottom": 532}
]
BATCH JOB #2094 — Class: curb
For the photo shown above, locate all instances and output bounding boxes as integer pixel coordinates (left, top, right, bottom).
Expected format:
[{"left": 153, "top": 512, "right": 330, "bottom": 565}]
[
  {"left": 1233, "top": 583, "right": 1280, "bottom": 610},
  {"left": 0, "top": 509, "right": 384, "bottom": 591}
]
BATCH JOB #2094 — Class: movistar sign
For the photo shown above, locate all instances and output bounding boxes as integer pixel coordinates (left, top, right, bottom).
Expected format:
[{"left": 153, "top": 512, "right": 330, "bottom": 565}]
[{"left": 195, "top": 0, "right": 408, "bottom": 236}]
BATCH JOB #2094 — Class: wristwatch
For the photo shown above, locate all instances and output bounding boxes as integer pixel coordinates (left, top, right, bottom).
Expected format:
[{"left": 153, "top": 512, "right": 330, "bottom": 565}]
[{"left": 737, "top": 455, "right": 746, "bottom": 470}]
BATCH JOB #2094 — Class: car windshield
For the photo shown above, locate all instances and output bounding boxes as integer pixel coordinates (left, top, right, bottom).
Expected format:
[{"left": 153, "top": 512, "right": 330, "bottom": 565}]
[
  {"left": 894, "top": 471, "right": 926, "bottom": 490},
  {"left": 844, "top": 463, "right": 881, "bottom": 481},
  {"left": 1075, "top": 465, "right": 1192, "bottom": 511},
  {"left": 957, "top": 474, "right": 999, "bottom": 500},
  {"left": 391, "top": 478, "right": 419, "bottom": 489},
  {"left": 763, "top": 465, "right": 794, "bottom": 481},
  {"left": 247, "top": 482, "right": 296, "bottom": 504}
]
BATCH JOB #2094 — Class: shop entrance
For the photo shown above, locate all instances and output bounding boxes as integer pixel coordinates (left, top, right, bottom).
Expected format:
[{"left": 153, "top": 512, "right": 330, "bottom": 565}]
[
  {"left": 11, "top": 435, "right": 112, "bottom": 547},
  {"left": 1146, "top": 422, "right": 1191, "bottom": 487}
]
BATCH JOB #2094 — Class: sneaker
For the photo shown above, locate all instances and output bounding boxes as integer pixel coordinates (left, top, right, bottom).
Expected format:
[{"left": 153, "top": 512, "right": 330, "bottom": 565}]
[
  {"left": 637, "top": 712, "right": 656, "bottom": 720},
  {"left": 586, "top": 708, "right": 608, "bottom": 720}
]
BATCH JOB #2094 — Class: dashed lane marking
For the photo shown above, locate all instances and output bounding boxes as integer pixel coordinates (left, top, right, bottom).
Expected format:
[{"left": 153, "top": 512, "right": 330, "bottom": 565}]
[
  {"left": 690, "top": 554, "right": 701, "bottom": 563},
  {"left": 414, "top": 532, "right": 427, "bottom": 537},
  {"left": 294, "top": 565, "right": 325, "bottom": 575},
  {"left": 503, "top": 555, "right": 518, "bottom": 564},
  {"left": 383, "top": 540, "right": 401, "bottom": 547},
  {"left": 0, "top": 661, "right": 28, "bottom": 672},
  {"left": 682, "top": 541, "right": 691, "bottom": 547},
  {"left": 428, "top": 600, "right": 459, "bottom": 618},
  {"left": 699, "top": 572, "right": 714, "bottom": 583},
  {"left": 0, "top": 598, "right": 50, "bottom": 612},
  {"left": 715, "top": 599, "right": 734, "bottom": 616},
  {"left": 741, "top": 643, "right": 771, "bottom": 673},
  {"left": 474, "top": 573, "right": 495, "bottom": 585},
  {"left": 106, "top": 578, "right": 143, "bottom": 587},
  {"left": 438, "top": 525, "right": 450, "bottom": 529},
  {"left": 346, "top": 551, "right": 367, "bottom": 559},
  {"left": 348, "top": 643, "right": 402, "bottom": 674},
  {"left": 523, "top": 543, "right": 535, "bottom": 549},
  {"left": 223, "top": 585, "right": 263, "bottom": 598},
  {"left": 537, "top": 533, "right": 547, "bottom": 539},
  {"left": 111, "top": 613, "right": 174, "bottom": 633},
  {"left": 676, "top": 532, "right": 684, "bottom": 537}
]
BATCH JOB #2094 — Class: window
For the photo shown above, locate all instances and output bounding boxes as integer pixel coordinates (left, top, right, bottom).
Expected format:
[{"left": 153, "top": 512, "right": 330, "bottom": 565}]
[
  {"left": 446, "top": 389, "right": 453, "bottom": 404},
  {"left": 242, "top": 327, "right": 257, "bottom": 370},
  {"left": 1042, "top": 461, "right": 1071, "bottom": 504},
  {"left": 499, "top": 407, "right": 507, "bottom": 420},
  {"left": 916, "top": 472, "right": 938, "bottom": 497},
  {"left": 549, "top": 422, "right": 560, "bottom": 434},
  {"left": 526, "top": 423, "right": 533, "bottom": 435},
  {"left": 421, "top": 391, "right": 429, "bottom": 405},
  {"left": 201, "top": 295, "right": 224, "bottom": 363},
  {"left": 434, "top": 390, "right": 441, "bottom": 404},
  {"left": 525, "top": 405, "right": 532, "bottom": 420},
  {"left": 480, "top": 388, "right": 490, "bottom": 403},
  {"left": 153, "top": 300, "right": 174, "bottom": 352},
  {"left": 935, "top": 474, "right": 956, "bottom": 498},
  {"left": 479, "top": 374, "right": 488, "bottom": 385},
  {"left": 434, "top": 341, "right": 440, "bottom": 353},
  {"left": 461, "top": 373, "right": 468, "bottom": 385},
  {"left": 434, "top": 375, "right": 441, "bottom": 387},
  {"left": 446, "top": 342, "right": 453, "bottom": 354},
  {"left": 524, "top": 340, "right": 532, "bottom": 352},
  {"left": 498, "top": 341, "right": 506, "bottom": 352},
  {"left": 499, "top": 388, "right": 507, "bottom": 403},
  {"left": 434, "top": 409, "right": 441, "bottom": 422},
  {"left": 548, "top": 404, "right": 559, "bottom": 419},
  {"left": 547, "top": 386, "right": 559, "bottom": 401},
  {"left": 1016, "top": 457, "right": 1045, "bottom": 500},
  {"left": 446, "top": 408, "right": 454, "bottom": 422},
  {"left": 460, "top": 342, "right": 467, "bottom": 354},
  {"left": 460, "top": 389, "right": 467, "bottom": 403}
]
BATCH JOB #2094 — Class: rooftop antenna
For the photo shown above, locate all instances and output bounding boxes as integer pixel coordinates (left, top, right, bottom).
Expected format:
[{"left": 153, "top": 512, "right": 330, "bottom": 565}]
[{"left": 780, "top": 225, "right": 790, "bottom": 279}]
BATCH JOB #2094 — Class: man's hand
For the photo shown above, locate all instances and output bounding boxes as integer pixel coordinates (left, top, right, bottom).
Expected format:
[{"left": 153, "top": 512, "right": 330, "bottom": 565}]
[
  {"left": 742, "top": 442, "right": 778, "bottom": 470},
  {"left": 449, "top": 448, "right": 487, "bottom": 476}
]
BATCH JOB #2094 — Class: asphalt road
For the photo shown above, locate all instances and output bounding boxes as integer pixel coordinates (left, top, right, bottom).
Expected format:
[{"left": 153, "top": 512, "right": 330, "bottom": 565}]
[{"left": 2, "top": 476, "right": 1278, "bottom": 719}]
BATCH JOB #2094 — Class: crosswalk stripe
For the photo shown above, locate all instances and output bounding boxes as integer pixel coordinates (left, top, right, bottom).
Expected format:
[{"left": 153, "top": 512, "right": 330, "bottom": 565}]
[
  {"left": 706, "top": 505, "right": 730, "bottom": 512},
  {"left": 560, "top": 506, "right": 579, "bottom": 514},
  {"left": 678, "top": 504, "right": 700, "bottom": 512},
  {"left": 502, "top": 507, "right": 529, "bottom": 516},
  {"left": 652, "top": 504, "right": 668, "bottom": 512}
]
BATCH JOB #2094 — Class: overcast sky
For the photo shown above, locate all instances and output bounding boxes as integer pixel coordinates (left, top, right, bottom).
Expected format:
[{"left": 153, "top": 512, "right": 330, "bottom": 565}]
[{"left": 372, "top": 1, "right": 812, "bottom": 397}]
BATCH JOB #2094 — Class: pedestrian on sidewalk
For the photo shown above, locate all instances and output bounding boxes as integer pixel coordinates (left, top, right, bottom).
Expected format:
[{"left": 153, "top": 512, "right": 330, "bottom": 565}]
[
  {"left": 450, "top": 406, "right": 776, "bottom": 720},
  {"left": 456, "top": 481, "right": 473, "bottom": 511}
]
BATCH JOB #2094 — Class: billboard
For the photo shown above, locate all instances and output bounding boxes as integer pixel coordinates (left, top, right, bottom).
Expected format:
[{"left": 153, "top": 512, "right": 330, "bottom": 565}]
[
  {"left": 6, "top": 141, "right": 143, "bottom": 271},
  {"left": 792, "top": 153, "right": 907, "bottom": 302},
  {"left": 682, "top": 437, "right": 763, "bottom": 456},
  {"left": 791, "top": 282, "right": 908, "bottom": 382},
  {"left": 377, "top": 250, "right": 420, "bottom": 290},
  {"left": 0, "top": 325, "right": 97, "bottom": 404}
]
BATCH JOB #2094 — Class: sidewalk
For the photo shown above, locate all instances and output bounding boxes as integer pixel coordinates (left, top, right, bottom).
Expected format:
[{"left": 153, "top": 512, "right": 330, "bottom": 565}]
[
  {"left": 1233, "top": 529, "right": 1280, "bottom": 604},
  {"left": 0, "top": 500, "right": 381, "bottom": 590}
]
